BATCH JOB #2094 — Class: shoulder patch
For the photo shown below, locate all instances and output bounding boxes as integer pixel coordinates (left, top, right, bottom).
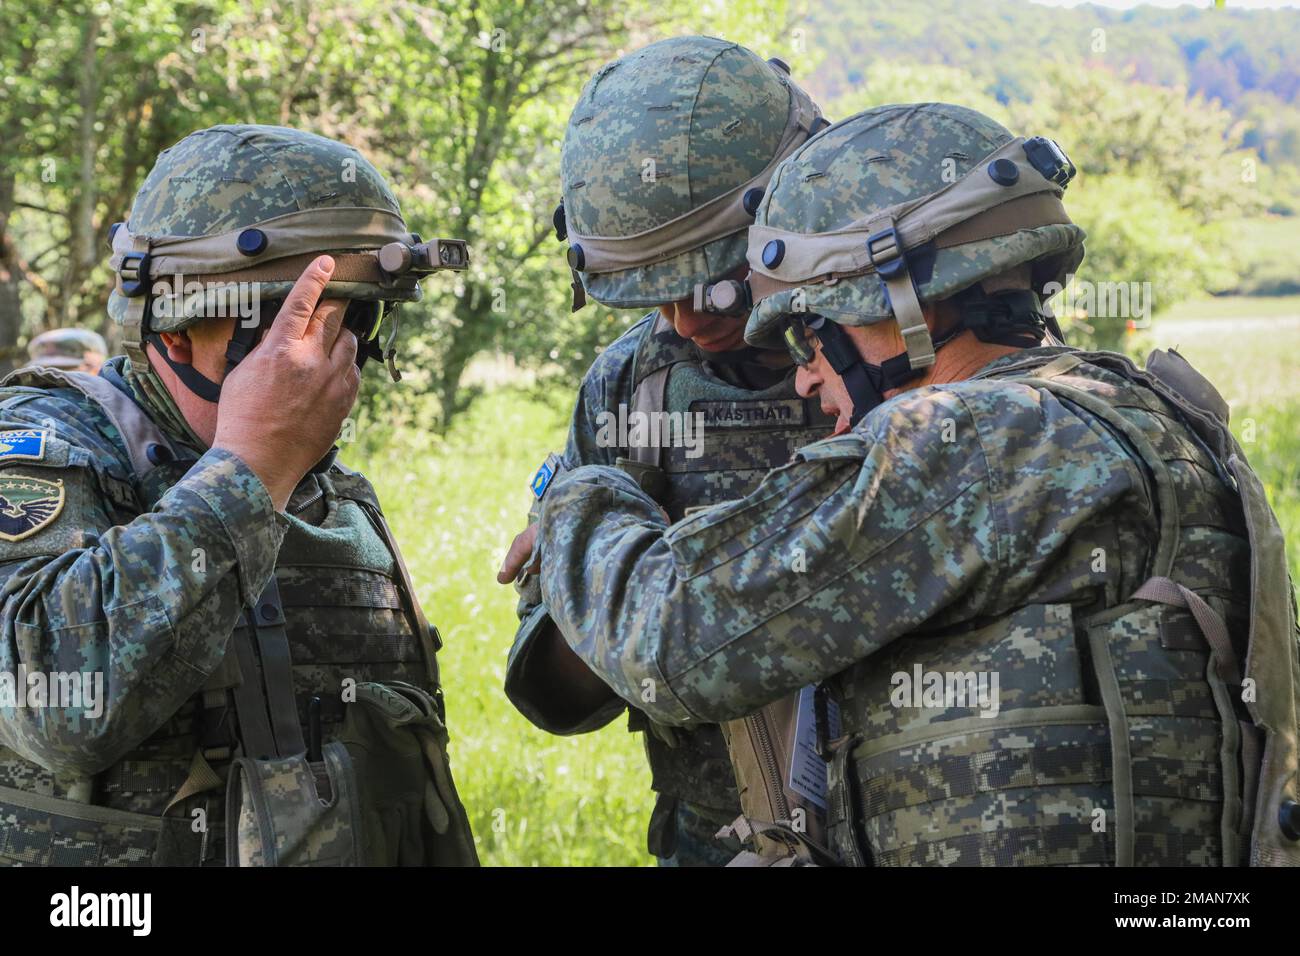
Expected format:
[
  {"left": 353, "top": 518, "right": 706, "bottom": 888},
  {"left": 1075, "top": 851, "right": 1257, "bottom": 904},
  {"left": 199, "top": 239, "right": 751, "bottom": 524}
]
[
  {"left": 0, "top": 429, "right": 48, "bottom": 463},
  {"left": 0, "top": 474, "right": 65, "bottom": 541}
]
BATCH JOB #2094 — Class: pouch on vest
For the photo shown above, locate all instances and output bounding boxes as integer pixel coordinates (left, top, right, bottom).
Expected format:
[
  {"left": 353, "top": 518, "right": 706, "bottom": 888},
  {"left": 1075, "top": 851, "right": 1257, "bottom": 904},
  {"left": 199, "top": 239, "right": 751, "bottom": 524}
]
[
  {"left": 335, "top": 680, "right": 479, "bottom": 866},
  {"left": 1139, "top": 349, "right": 1300, "bottom": 864},
  {"left": 225, "top": 742, "right": 363, "bottom": 866},
  {"left": 1035, "top": 348, "right": 1300, "bottom": 865}
]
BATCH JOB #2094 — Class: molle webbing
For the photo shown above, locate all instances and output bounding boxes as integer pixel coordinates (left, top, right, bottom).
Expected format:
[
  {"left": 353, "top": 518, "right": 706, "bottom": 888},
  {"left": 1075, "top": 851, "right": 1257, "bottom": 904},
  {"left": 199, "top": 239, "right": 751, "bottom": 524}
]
[
  {"left": 829, "top": 352, "right": 1258, "bottom": 867},
  {"left": 1030, "top": 359, "right": 1246, "bottom": 866},
  {"left": 0, "top": 783, "right": 204, "bottom": 866}
]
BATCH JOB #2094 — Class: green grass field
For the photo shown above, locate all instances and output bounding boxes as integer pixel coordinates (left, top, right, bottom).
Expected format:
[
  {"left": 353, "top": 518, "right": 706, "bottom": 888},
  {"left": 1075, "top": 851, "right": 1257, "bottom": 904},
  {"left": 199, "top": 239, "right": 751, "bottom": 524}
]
[
  {"left": 353, "top": 294, "right": 1300, "bottom": 867},
  {"left": 356, "top": 389, "right": 654, "bottom": 867}
]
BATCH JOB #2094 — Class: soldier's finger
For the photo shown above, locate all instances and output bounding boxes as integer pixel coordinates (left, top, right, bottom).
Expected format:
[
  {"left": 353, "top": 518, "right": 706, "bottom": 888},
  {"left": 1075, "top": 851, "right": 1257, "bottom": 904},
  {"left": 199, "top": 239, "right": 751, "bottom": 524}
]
[
  {"left": 266, "top": 255, "right": 335, "bottom": 343},
  {"left": 329, "top": 325, "right": 358, "bottom": 371},
  {"left": 336, "top": 358, "right": 362, "bottom": 410},
  {"left": 496, "top": 524, "right": 539, "bottom": 584},
  {"left": 310, "top": 298, "right": 348, "bottom": 352}
]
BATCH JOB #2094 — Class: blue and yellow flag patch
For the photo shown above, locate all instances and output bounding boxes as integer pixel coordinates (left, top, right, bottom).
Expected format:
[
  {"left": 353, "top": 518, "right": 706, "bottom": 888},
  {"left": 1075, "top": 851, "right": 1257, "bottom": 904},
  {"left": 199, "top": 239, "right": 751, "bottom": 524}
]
[
  {"left": 0, "top": 475, "right": 64, "bottom": 542},
  {"left": 0, "top": 429, "right": 48, "bottom": 463},
  {"left": 531, "top": 454, "right": 563, "bottom": 500}
]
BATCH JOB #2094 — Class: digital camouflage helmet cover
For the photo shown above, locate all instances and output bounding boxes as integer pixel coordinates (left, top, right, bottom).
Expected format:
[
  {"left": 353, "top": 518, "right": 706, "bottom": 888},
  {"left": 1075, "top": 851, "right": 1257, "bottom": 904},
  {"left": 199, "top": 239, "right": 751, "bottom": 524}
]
[
  {"left": 735, "top": 102, "right": 1085, "bottom": 422},
  {"left": 107, "top": 124, "right": 468, "bottom": 399},
  {"left": 556, "top": 36, "right": 825, "bottom": 311}
]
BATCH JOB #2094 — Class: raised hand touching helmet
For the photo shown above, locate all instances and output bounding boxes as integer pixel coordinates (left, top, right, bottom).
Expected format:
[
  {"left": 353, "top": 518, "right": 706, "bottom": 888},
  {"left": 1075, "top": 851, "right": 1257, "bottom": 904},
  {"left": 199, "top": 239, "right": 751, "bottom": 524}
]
[
  {"left": 104, "top": 125, "right": 466, "bottom": 497},
  {"left": 0, "top": 124, "right": 477, "bottom": 868}
]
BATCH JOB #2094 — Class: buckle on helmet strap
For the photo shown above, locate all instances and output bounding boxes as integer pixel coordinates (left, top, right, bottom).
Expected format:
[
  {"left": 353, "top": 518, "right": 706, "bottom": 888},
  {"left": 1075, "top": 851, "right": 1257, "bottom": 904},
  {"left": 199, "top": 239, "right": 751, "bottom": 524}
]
[
  {"left": 867, "top": 218, "right": 935, "bottom": 372},
  {"left": 118, "top": 251, "right": 152, "bottom": 298},
  {"left": 118, "top": 235, "right": 153, "bottom": 369},
  {"left": 865, "top": 224, "right": 908, "bottom": 279}
]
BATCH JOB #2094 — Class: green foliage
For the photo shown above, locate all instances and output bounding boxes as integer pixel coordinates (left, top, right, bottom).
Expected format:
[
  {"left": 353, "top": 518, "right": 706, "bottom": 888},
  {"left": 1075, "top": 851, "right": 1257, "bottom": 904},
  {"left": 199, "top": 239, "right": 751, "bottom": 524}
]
[
  {"left": 2, "top": 0, "right": 1295, "bottom": 415},
  {"left": 828, "top": 62, "right": 1011, "bottom": 123},
  {"left": 1009, "top": 65, "right": 1261, "bottom": 351},
  {"left": 1218, "top": 216, "right": 1300, "bottom": 297},
  {"left": 830, "top": 59, "right": 1262, "bottom": 354}
]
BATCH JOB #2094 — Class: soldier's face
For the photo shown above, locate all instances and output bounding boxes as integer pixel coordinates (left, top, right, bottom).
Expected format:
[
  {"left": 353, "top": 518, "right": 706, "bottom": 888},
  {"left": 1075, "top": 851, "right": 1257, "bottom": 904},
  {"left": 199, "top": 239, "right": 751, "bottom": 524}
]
[
  {"left": 792, "top": 330, "right": 856, "bottom": 436},
  {"left": 664, "top": 298, "right": 748, "bottom": 352},
  {"left": 661, "top": 264, "right": 751, "bottom": 352}
]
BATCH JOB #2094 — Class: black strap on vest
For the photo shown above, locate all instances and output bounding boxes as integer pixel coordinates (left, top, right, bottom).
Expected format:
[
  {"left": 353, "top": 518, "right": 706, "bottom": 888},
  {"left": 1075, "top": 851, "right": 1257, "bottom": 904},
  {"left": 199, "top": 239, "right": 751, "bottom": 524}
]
[{"left": 228, "top": 577, "right": 305, "bottom": 760}]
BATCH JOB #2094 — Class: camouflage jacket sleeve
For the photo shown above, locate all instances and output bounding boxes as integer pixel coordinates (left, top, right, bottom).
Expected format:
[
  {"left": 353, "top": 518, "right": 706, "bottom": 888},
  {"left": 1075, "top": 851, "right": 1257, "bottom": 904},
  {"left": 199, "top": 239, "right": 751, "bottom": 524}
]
[
  {"left": 0, "top": 393, "right": 286, "bottom": 775},
  {"left": 536, "top": 378, "right": 1144, "bottom": 726},
  {"left": 503, "top": 318, "right": 649, "bottom": 735}
]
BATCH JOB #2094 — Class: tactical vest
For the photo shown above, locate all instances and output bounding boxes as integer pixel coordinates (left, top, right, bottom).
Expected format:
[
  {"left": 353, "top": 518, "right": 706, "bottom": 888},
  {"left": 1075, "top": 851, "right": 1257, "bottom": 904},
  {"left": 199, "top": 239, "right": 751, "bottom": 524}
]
[
  {"left": 0, "top": 368, "right": 477, "bottom": 866},
  {"left": 618, "top": 315, "right": 835, "bottom": 860},
  {"left": 821, "top": 349, "right": 1300, "bottom": 867}
]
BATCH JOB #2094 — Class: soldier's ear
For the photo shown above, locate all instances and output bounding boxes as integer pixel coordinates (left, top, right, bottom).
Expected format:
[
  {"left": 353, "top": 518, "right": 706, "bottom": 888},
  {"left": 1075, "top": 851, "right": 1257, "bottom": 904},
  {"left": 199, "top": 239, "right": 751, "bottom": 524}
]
[{"left": 157, "top": 330, "right": 194, "bottom": 365}]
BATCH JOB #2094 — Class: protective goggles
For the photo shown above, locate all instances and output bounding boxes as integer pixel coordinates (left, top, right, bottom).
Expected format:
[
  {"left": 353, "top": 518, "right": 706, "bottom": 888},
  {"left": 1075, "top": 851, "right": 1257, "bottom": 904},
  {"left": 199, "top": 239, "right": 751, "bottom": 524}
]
[
  {"left": 243, "top": 296, "right": 391, "bottom": 366},
  {"left": 782, "top": 315, "right": 819, "bottom": 367}
]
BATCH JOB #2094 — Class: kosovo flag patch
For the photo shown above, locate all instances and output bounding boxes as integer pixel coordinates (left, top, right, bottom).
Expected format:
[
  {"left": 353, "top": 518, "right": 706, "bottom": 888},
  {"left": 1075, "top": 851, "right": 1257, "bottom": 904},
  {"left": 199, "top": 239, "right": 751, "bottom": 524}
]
[
  {"left": 530, "top": 461, "right": 554, "bottom": 499},
  {"left": 0, "top": 475, "right": 65, "bottom": 542},
  {"left": 0, "top": 429, "right": 48, "bottom": 463}
]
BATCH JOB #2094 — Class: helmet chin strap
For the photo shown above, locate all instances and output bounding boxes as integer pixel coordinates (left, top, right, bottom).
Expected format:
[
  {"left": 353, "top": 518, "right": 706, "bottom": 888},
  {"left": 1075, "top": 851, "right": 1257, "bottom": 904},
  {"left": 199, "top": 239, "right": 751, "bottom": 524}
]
[
  {"left": 809, "top": 288, "right": 1051, "bottom": 426},
  {"left": 144, "top": 308, "right": 272, "bottom": 404}
]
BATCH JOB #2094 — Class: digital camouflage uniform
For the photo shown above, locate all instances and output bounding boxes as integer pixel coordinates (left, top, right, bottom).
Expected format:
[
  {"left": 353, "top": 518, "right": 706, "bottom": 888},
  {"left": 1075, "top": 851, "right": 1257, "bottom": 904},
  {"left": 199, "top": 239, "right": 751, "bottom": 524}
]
[
  {"left": 532, "top": 104, "right": 1300, "bottom": 866},
  {"left": 507, "top": 312, "right": 834, "bottom": 863},
  {"left": 505, "top": 36, "right": 831, "bottom": 864},
  {"left": 0, "top": 125, "right": 477, "bottom": 866}
]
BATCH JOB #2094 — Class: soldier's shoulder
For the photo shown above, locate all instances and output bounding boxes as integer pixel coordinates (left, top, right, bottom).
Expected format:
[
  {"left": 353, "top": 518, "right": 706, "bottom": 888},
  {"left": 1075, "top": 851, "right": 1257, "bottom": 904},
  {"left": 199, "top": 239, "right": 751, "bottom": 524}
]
[
  {"left": 0, "top": 384, "right": 130, "bottom": 557},
  {"left": 0, "top": 379, "right": 109, "bottom": 433},
  {"left": 584, "top": 312, "right": 656, "bottom": 380},
  {"left": 0, "top": 377, "right": 129, "bottom": 469}
]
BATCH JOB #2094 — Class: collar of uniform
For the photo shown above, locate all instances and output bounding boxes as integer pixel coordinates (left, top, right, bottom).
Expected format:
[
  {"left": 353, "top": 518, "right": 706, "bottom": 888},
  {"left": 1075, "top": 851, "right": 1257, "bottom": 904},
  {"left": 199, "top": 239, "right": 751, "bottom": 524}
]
[
  {"left": 968, "top": 345, "right": 1077, "bottom": 381},
  {"left": 114, "top": 355, "right": 207, "bottom": 456}
]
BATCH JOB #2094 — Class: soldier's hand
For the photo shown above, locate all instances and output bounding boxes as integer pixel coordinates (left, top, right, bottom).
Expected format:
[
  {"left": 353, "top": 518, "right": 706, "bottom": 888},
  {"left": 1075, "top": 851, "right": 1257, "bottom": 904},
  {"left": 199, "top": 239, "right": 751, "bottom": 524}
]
[
  {"left": 497, "top": 522, "right": 540, "bottom": 584},
  {"left": 213, "top": 255, "right": 360, "bottom": 511}
]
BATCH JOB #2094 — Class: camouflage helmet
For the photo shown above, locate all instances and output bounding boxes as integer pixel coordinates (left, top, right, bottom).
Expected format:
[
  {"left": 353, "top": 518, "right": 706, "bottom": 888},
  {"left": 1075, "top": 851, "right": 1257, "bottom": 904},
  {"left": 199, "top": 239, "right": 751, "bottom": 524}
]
[
  {"left": 27, "top": 328, "right": 108, "bottom": 368},
  {"left": 557, "top": 36, "right": 823, "bottom": 311},
  {"left": 107, "top": 124, "right": 468, "bottom": 377},
  {"left": 742, "top": 103, "right": 1086, "bottom": 365}
]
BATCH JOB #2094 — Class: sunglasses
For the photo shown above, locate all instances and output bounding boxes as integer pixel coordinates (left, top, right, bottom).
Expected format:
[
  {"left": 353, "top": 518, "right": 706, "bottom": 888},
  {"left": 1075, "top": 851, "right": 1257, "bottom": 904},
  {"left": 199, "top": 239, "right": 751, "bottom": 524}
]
[
  {"left": 782, "top": 315, "right": 822, "bottom": 367},
  {"left": 253, "top": 297, "right": 391, "bottom": 366}
]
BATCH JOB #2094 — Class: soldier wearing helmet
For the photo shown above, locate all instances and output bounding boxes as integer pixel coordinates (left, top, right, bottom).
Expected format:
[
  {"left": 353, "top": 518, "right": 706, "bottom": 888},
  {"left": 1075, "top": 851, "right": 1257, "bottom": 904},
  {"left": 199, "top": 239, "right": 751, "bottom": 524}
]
[
  {"left": 497, "top": 35, "right": 836, "bottom": 865},
  {"left": 528, "top": 103, "right": 1300, "bottom": 866},
  {"left": 0, "top": 125, "right": 476, "bottom": 866},
  {"left": 26, "top": 328, "right": 109, "bottom": 374}
]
